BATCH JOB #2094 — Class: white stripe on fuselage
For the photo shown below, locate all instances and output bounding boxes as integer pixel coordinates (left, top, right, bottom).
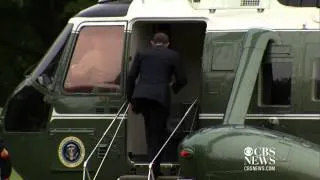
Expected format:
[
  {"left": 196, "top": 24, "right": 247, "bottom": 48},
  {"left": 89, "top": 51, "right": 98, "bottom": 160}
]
[{"left": 50, "top": 107, "right": 320, "bottom": 122}]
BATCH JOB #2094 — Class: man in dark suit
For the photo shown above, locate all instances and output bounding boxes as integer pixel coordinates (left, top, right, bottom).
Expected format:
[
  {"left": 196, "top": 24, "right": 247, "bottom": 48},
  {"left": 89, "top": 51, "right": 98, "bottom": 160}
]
[
  {"left": 0, "top": 140, "right": 11, "bottom": 180},
  {"left": 126, "top": 32, "right": 187, "bottom": 177}
]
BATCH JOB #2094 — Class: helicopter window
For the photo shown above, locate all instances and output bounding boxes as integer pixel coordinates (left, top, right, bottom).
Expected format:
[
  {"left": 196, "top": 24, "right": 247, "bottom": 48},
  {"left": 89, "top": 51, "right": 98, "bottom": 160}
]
[
  {"left": 32, "top": 24, "right": 73, "bottom": 79},
  {"left": 314, "top": 60, "right": 320, "bottom": 99},
  {"left": 28, "top": 24, "right": 73, "bottom": 90},
  {"left": 3, "top": 25, "right": 73, "bottom": 132},
  {"left": 261, "top": 61, "right": 292, "bottom": 105},
  {"left": 63, "top": 25, "right": 125, "bottom": 93}
]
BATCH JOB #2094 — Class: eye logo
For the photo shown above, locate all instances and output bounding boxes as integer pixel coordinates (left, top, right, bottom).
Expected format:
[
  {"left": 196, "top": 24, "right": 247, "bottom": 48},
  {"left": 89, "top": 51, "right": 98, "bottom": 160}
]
[{"left": 244, "top": 147, "right": 254, "bottom": 156}]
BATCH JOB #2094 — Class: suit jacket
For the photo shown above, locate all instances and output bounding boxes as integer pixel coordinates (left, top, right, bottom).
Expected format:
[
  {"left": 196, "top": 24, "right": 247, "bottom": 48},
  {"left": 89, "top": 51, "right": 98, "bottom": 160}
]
[
  {"left": 0, "top": 140, "right": 11, "bottom": 179},
  {"left": 126, "top": 46, "right": 188, "bottom": 109}
]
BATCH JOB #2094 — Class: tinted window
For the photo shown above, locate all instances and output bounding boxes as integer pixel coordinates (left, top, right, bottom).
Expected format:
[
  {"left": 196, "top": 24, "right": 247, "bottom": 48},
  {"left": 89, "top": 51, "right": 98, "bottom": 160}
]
[
  {"left": 4, "top": 85, "right": 51, "bottom": 132},
  {"left": 314, "top": 60, "right": 320, "bottom": 99},
  {"left": 63, "top": 25, "right": 125, "bottom": 93},
  {"left": 3, "top": 25, "right": 73, "bottom": 132},
  {"left": 32, "top": 24, "right": 73, "bottom": 79},
  {"left": 261, "top": 62, "right": 292, "bottom": 105}
]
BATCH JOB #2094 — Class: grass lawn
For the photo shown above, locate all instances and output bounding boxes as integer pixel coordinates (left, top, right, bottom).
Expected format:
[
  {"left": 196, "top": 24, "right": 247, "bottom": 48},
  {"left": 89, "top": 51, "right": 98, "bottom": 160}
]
[{"left": 11, "top": 169, "right": 23, "bottom": 180}]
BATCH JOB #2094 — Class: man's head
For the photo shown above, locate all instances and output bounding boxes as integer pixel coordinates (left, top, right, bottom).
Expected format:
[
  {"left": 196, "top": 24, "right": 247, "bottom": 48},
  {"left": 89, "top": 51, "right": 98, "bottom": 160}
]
[{"left": 151, "top": 32, "right": 170, "bottom": 48}]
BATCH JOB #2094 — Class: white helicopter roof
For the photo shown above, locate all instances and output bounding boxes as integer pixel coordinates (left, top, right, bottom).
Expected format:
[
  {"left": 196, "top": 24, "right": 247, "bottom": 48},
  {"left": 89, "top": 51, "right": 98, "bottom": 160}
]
[{"left": 70, "top": 0, "right": 320, "bottom": 31}]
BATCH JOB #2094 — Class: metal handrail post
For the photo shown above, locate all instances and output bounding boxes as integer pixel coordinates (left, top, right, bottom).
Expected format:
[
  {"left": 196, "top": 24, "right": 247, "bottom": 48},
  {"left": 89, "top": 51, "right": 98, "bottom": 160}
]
[
  {"left": 147, "top": 164, "right": 155, "bottom": 180},
  {"left": 147, "top": 97, "right": 199, "bottom": 180},
  {"left": 82, "top": 100, "right": 128, "bottom": 180},
  {"left": 189, "top": 105, "right": 199, "bottom": 132},
  {"left": 85, "top": 169, "right": 92, "bottom": 180},
  {"left": 83, "top": 164, "right": 86, "bottom": 180},
  {"left": 93, "top": 105, "right": 129, "bottom": 180}
]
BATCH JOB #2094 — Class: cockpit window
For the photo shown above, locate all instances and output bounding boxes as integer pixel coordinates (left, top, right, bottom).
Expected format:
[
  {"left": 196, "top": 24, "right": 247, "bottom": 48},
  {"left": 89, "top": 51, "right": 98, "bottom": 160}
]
[
  {"left": 3, "top": 24, "right": 73, "bottom": 132},
  {"left": 31, "top": 23, "right": 73, "bottom": 79},
  {"left": 63, "top": 25, "right": 125, "bottom": 93}
]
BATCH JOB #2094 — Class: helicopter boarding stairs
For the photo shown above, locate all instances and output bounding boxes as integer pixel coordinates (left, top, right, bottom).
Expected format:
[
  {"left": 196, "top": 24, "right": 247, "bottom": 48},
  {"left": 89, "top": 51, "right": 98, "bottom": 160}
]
[{"left": 82, "top": 97, "right": 199, "bottom": 180}]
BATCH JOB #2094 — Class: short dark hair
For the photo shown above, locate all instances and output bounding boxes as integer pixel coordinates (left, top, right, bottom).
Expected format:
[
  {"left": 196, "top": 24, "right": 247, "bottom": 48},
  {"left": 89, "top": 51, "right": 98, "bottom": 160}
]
[{"left": 152, "top": 32, "right": 169, "bottom": 44}]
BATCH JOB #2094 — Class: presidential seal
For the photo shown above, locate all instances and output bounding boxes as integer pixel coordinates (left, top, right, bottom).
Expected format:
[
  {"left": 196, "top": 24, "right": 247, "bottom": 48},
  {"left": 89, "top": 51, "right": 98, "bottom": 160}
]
[{"left": 58, "top": 136, "right": 85, "bottom": 168}]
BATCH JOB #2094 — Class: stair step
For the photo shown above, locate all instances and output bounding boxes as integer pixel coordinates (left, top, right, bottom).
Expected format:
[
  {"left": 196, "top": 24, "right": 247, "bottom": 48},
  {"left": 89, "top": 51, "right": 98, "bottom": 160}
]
[
  {"left": 118, "top": 175, "right": 181, "bottom": 180},
  {"left": 133, "top": 163, "right": 180, "bottom": 168}
]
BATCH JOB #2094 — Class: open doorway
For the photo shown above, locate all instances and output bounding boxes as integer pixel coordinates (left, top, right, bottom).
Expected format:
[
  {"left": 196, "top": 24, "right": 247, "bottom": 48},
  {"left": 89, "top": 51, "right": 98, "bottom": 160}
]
[{"left": 127, "top": 20, "right": 206, "bottom": 163}]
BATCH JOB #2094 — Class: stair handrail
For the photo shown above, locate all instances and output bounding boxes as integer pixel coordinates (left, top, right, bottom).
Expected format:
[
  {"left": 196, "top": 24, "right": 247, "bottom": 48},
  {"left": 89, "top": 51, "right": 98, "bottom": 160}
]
[
  {"left": 188, "top": 104, "right": 199, "bottom": 132},
  {"left": 83, "top": 100, "right": 129, "bottom": 180},
  {"left": 93, "top": 104, "right": 129, "bottom": 180},
  {"left": 147, "top": 97, "right": 199, "bottom": 180}
]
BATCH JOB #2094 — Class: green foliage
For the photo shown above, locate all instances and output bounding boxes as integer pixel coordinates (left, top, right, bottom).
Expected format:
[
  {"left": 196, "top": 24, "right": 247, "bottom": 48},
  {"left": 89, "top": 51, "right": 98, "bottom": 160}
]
[
  {"left": 10, "top": 168, "right": 23, "bottom": 180},
  {"left": 64, "top": 0, "right": 96, "bottom": 17}
]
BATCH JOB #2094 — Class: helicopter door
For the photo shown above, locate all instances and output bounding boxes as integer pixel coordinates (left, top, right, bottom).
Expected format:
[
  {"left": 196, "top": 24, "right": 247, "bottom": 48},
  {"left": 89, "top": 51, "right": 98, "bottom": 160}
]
[{"left": 48, "top": 21, "right": 129, "bottom": 176}]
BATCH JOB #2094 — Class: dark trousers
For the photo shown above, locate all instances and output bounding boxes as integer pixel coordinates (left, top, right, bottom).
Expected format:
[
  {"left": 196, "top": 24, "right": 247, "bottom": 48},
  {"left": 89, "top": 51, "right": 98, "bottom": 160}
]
[
  {"left": 0, "top": 159, "right": 11, "bottom": 180},
  {"left": 133, "top": 98, "right": 169, "bottom": 176}
]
